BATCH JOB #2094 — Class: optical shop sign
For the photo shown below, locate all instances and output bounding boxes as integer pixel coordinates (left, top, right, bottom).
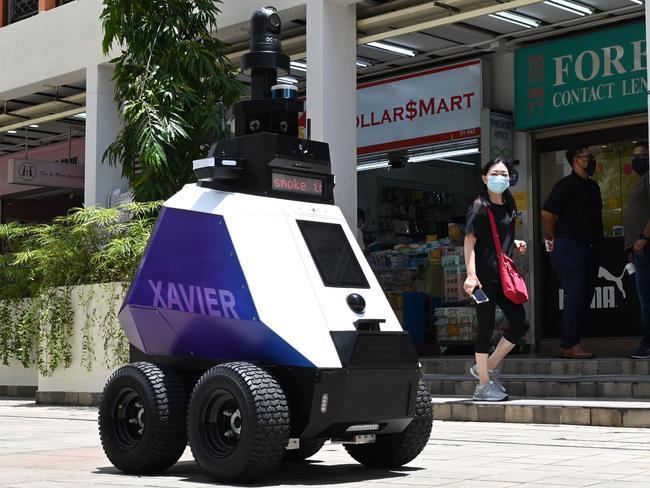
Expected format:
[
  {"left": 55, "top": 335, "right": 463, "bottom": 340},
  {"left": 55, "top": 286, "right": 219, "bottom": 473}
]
[
  {"left": 357, "top": 60, "right": 481, "bottom": 155},
  {"left": 515, "top": 22, "right": 646, "bottom": 130}
]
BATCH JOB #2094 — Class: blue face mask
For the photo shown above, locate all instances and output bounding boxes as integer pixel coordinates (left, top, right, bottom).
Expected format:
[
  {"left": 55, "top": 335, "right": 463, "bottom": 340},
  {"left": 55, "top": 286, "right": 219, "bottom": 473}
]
[{"left": 487, "top": 175, "right": 509, "bottom": 194}]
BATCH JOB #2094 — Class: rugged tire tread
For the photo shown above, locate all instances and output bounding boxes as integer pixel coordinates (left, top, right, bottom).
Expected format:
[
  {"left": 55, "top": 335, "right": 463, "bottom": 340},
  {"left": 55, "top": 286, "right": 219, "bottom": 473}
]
[
  {"left": 345, "top": 379, "right": 432, "bottom": 468},
  {"left": 284, "top": 437, "right": 327, "bottom": 462},
  {"left": 188, "top": 362, "right": 290, "bottom": 483},
  {"left": 98, "top": 361, "right": 187, "bottom": 474}
]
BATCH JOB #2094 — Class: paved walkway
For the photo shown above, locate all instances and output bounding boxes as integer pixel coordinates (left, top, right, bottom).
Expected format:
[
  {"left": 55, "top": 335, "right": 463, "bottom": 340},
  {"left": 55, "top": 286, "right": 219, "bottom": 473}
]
[{"left": 2, "top": 398, "right": 650, "bottom": 487}]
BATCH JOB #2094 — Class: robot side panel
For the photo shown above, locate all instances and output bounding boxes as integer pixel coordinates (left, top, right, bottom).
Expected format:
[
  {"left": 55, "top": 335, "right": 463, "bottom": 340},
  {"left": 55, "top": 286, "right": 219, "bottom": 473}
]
[{"left": 122, "top": 205, "right": 314, "bottom": 367}]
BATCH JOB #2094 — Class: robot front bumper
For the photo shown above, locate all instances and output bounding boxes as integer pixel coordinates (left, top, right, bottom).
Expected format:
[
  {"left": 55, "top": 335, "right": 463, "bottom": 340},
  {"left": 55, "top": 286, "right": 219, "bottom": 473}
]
[{"left": 270, "top": 329, "right": 421, "bottom": 440}]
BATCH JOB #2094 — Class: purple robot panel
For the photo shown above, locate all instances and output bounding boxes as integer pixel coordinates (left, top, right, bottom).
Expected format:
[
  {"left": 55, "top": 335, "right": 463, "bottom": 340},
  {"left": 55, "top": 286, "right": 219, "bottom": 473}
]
[{"left": 120, "top": 206, "right": 313, "bottom": 367}]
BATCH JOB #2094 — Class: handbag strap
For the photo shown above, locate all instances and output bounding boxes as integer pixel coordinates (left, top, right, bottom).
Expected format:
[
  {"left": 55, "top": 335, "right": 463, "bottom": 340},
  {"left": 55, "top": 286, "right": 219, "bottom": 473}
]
[{"left": 486, "top": 206, "right": 503, "bottom": 256}]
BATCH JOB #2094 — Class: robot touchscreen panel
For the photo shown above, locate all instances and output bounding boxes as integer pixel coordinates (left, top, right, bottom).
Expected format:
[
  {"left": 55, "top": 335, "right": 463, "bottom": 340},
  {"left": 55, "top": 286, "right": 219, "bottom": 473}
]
[{"left": 297, "top": 220, "right": 369, "bottom": 289}]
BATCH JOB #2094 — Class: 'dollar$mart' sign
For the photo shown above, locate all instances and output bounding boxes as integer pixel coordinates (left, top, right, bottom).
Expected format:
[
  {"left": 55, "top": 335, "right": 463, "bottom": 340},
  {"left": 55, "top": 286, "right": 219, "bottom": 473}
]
[{"left": 515, "top": 21, "right": 647, "bottom": 130}]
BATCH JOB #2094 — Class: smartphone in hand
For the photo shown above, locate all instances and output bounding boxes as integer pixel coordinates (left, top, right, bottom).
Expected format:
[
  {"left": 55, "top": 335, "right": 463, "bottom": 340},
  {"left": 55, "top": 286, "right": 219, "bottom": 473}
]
[{"left": 472, "top": 288, "right": 490, "bottom": 304}]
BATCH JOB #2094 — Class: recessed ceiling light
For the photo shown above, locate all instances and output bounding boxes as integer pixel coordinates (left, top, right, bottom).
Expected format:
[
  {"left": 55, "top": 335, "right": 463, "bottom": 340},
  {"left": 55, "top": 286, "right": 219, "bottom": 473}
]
[
  {"left": 543, "top": 0, "right": 593, "bottom": 16},
  {"left": 356, "top": 58, "right": 372, "bottom": 68},
  {"left": 629, "top": 0, "right": 643, "bottom": 4},
  {"left": 73, "top": 112, "right": 87, "bottom": 119},
  {"left": 29, "top": 124, "right": 39, "bottom": 128},
  {"left": 277, "top": 76, "right": 298, "bottom": 84},
  {"left": 7, "top": 130, "right": 17, "bottom": 134},
  {"left": 357, "top": 160, "right": 390, "bottom": 172},
  {"left": 408, "top": 148, "right": 480, "bottom": 163},
  {"left": 489, "top": 11, "right": 540, "bottom": 29},
  {"left": 290, "top": 61, "right": 307, "bottom": 72},
  {"left": 366, "top": 41, "right": 416, "bottom": 57}
]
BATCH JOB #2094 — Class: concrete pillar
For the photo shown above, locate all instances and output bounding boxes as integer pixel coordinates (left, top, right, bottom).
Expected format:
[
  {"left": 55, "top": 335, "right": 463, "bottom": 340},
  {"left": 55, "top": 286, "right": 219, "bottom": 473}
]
[
  {"left": 306, "top": 0, "right": 357, "bottom": 228},
  {"left": 84, "top": 64, "right": 127, "bottom": 207}
]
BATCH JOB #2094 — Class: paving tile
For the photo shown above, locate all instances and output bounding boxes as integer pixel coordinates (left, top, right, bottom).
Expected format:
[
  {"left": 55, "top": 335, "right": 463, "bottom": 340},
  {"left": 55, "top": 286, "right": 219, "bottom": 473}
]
[
  {"left": 591, "top": 408, "right": 623, "bottom": 427},
  {"left": 599, "top": 382, "right": 633, "bottom": 398},
  {"left": 631, "top": 383, "right": 650, "bottom": 398},
  {"left": 560, "top": 407, "right": 590, "bottom": 425},
  {"left": 527, "top": 381, "right": 551, "bottom": 397},
  {"left": 450, "top": 403, "right": 478, "bottom": 421},
  {"left": 598, "top": 361, "right": 624, "bottom": 375},
  {"left": 548, "top": 381, "right": 577, "bottom": 397},
  {"left": 533, "top": 406, "right": 562, "bottom": 424},
  {"left": 454, "top": 381, "right": 475, "bottom": 396},
  {"left": 432, "top": 403, "right": 452, "bottom": 421},
  {"left": 505, "top": 405, "right": 534, "bottom": 423},
  {"left": 576, "top": 382, "right": 598, "bottom": 397},
  {"left": 528, "top": 360, "right": 552, "bottom": 375},
  {"left": 622, "top": 409, "right": 650, "bottom": 428},
  {"left": 505, "top": 381, "right": 526, "bottom": 396},
  {"left": 476, "top": 405, "right": 505, "bottom": 422}
]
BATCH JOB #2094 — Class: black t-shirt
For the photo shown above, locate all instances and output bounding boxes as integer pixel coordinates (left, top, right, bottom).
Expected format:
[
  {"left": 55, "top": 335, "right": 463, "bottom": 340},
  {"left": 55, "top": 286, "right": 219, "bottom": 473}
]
[
  {"left": 542, "top": 172, "right": 603, "bottom": 245},
  {"left": 465, "top": 198, "right": 516, "bottom": 283}
]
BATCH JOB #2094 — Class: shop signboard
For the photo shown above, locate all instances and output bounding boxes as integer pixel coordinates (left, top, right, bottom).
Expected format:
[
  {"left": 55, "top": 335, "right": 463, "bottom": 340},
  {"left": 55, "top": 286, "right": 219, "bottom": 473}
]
[
  {"left": 8, "top": 159, "right": 84, "bottom": 189},
  {"left": 515, "top": 22, "right": 646, "bottom": 130},
  {"left": 357, "top": 60, "right": 482, "bottom": 155},
  {"left": 489, "top": 111, "right": 513, "bottom": 162}
]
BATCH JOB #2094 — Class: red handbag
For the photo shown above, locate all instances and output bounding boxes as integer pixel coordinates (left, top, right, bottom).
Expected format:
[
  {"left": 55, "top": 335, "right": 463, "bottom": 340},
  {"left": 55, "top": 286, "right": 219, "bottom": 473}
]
[{"left": 486, "top": 207, "right": 529, "bottom": 304}]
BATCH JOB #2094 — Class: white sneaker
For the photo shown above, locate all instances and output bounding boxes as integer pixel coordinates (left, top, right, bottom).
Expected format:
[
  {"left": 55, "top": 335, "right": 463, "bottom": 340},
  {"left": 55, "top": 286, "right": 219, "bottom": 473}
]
[
  {"left": 473, "top": 381, "right": 508, "bottom": 401},
  {"left": 469, "top": 364, "right": 506, "bottom": 394}
]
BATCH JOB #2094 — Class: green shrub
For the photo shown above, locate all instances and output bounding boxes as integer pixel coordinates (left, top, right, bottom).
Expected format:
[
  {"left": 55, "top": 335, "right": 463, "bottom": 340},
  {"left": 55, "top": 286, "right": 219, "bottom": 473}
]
[{"left": 0, "top": 202, "right": 161, "bottom": 373}]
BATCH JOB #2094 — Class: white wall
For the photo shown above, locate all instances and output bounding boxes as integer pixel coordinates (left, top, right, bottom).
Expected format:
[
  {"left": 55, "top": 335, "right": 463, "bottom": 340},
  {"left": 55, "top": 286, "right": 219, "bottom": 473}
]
[
  {"left": 0, "top": 0, "right": 109, "bottom": 99},
  {"left": 84, "top": 64, "right": 127, "bottom": 206},
  {"left": 38, "top": 284, "right": 125, "bottom": 395},
  {"left": 0, "top": 361, "right": 37, "bottom": 387}
]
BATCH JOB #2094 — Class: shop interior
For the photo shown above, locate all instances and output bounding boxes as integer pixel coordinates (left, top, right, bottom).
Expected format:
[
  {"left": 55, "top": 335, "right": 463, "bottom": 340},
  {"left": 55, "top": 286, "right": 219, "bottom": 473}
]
[
  {"left": 356, "top": 138, "right": 521, "bottom": 355},
  {"left": 0, "top": 83, "right": 86, "bottom": 224}
]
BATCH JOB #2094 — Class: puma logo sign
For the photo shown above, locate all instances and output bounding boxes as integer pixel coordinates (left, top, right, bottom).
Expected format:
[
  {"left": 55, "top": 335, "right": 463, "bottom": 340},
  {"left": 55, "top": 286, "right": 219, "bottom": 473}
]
[{"left": 597, "top": 264, "right": 634, "bottom": 299}]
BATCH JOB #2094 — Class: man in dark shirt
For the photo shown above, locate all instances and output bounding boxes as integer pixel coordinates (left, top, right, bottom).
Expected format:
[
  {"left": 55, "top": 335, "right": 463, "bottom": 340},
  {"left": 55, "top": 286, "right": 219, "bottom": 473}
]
[
  {"left": 542, "top": 144, "right": 603, "bottom": 359},
  {"left": 624, "top": 142, "right": 650, "bottom": 359}
]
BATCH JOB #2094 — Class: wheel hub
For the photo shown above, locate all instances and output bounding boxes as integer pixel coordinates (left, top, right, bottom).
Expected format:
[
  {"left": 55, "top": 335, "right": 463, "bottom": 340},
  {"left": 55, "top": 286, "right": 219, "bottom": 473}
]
[
  {"left": 201, "top": 389, "right": 242, "bottom": 458},
  {"left": 113, "top": 388, "right": 145, "bottom": 449}
]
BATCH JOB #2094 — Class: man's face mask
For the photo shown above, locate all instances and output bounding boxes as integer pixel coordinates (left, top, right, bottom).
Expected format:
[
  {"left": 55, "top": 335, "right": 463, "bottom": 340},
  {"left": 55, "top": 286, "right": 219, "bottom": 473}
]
[
  {"left": 631, "top": 154, "right": 649, "bottom": 176},
  {"left": 583, "top": 155, "right": 596, "bottom": 177}
]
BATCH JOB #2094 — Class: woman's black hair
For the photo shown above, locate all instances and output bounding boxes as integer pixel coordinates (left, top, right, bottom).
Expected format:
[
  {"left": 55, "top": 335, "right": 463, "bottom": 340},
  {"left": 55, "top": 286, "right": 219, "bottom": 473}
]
[{"left": 477, "top": 158, "right": 517, "bottom": 216}]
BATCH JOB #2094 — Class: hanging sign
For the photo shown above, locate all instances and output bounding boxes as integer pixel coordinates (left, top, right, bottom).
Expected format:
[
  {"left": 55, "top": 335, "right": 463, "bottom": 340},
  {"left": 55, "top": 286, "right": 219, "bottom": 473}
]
[
  {"left": 357, "top": 60, "right": 482, "bottom": 155},
  {"left": 490, "top": 111, "right": 513, "bottom": 162},
  {"left": 8, "top": 159, "right": 84, "bottom": 189},
  {"left": 515, "top": 22, "right": 647, "bottom": 130}
]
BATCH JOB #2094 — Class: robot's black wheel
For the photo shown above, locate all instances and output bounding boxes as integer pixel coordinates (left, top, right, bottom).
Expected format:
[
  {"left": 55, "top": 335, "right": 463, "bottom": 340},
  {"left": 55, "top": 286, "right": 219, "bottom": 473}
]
[
  {"left": 345, "top": 379, "right": 432, "bottom": 468},
  {"left": 283, "top": 437, "right": 327, "bottom": 462},
  {"left": 98, "top": 362, "right": 187, "bottom": 474},
  {"left": 187, "top": 362, "right": 290, "bottom": 483}
]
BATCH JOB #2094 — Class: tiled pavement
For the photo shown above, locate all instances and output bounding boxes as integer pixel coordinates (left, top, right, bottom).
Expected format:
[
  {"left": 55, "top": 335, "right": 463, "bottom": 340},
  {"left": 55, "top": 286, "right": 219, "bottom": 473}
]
[{"left": 2, "top": 398, "right": 650, "bottom": 487}]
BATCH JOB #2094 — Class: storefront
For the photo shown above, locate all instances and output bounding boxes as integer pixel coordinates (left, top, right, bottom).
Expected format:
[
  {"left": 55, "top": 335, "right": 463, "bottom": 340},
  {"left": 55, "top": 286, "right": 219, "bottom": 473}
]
[
  {"left": 0, "top": 138, "right": 85, "bottom": 223},
  {"left": 515, "top": 21, "right": 648, "bottom": 353},
  {"left": 355, "top": 59, "right": 530, "bottom": 354}
]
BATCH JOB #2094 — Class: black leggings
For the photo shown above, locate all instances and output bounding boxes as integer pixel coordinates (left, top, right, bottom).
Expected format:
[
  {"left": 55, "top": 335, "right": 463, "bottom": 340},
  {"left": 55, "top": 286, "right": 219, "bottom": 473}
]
[{"left": 475, "top": 281, "right": 529, "bottom": 354}]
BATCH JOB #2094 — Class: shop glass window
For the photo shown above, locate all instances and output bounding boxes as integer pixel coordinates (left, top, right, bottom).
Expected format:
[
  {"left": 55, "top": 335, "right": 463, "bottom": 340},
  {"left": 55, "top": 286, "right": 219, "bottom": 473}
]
[{"left": 539, "top": 141, "right": 644, "bottom": 239}]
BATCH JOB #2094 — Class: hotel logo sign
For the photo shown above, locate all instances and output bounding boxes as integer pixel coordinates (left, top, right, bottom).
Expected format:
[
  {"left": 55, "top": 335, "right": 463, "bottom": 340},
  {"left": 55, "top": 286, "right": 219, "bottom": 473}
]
[{"left": 8, "top": 159, "right": 84, "bottom": 189}]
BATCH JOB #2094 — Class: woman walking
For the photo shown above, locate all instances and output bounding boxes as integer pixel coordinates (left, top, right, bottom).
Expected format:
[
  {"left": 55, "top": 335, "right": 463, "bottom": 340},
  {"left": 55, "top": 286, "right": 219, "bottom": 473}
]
[{"left": 464, "top": 159, "right": 529, "bottom": 401}]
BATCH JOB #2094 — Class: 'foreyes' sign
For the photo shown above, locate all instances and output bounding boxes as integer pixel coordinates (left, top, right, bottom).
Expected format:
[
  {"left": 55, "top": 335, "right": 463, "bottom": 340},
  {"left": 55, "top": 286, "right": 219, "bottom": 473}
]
[
  {"left": 357, "top": 60, "right": 482, "bottom": 155},
  {"left": 515, "top": 21, "right": 647, "bottom": 130}
]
